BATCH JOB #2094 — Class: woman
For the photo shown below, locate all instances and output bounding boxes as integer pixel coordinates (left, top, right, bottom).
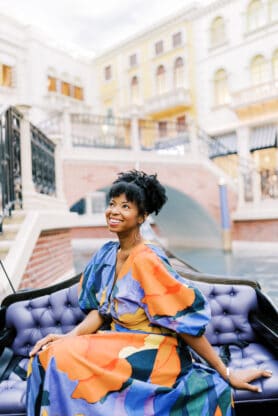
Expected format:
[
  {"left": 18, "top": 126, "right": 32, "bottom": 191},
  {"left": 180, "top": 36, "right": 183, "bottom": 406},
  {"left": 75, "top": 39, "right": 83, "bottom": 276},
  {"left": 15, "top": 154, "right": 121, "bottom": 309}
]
[{"left": 27, "top": 170, "right": 271, "bottom": 416}]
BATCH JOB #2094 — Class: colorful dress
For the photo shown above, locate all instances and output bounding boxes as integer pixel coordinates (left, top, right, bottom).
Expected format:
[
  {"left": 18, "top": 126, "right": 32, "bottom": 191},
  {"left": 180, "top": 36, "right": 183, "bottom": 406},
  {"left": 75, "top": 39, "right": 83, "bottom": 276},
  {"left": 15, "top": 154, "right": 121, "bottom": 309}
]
[{"left": 27, "top": 241, "right": 233, "bottom": 416}]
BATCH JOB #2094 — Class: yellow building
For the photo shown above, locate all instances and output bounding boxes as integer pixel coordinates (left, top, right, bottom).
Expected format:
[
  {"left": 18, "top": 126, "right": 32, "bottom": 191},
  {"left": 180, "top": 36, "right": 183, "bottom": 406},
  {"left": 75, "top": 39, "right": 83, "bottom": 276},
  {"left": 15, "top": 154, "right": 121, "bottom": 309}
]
[{"left": 94, "top": 7, "right": 196, "bottom": 150}]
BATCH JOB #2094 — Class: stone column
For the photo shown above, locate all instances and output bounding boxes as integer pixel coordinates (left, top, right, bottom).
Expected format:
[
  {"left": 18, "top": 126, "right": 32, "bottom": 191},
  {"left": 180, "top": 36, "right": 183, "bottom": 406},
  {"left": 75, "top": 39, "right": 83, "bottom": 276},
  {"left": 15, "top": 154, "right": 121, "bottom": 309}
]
[
  {"left": 49, "top": 134, "right": 66, "bottom": 202},
  {"left": 187, "top": 117, "right": 199, "bottom": 159},
  {"left": 130, "top": 110, "right": 140, "bottom": 152},
  {"left": 62, "top": 107, "right": 72, "bottom": 150},
  {"left": 236, "top": 125, "right": 251, "bottom": 206},
  {"left": 17, "top": 105, "right": 36, "bottom": 209}
]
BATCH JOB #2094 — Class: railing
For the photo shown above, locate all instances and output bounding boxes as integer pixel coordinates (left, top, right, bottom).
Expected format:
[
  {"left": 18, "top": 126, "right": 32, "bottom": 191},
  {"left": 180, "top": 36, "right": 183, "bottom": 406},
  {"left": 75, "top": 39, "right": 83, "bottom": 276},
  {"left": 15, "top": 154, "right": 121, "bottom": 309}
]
[
  {"left": 139, "top": 119, "right": 190, "bottom": 152},
  {"left": 260, "top": 169, "right": 278, "bottom": 199},
  {"left": 0, "top": 106, "right": 57, "bottom": 234},
  {"left": 70, "top": 113, "right": 131, "bottom": 149},
  {"left": 31, "top": 124, "right": 56, "bottom": 195},
  {"left": 0, "top": 107, "right": 23, "bottom": 228},
  {"left": 232, "top": 79, "right": 278, "bottom": 108}
]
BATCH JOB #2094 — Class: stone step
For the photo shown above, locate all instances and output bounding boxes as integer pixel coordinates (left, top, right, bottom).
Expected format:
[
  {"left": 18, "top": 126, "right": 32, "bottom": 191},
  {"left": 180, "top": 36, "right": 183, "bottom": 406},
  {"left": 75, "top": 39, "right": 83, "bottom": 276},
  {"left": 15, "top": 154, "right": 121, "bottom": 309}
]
[
  {"left": 2, "top": 211, "right": 25, "bottom": 225},
  {"left": 0, "top": 241, "right": 12, "bottom": 261}
]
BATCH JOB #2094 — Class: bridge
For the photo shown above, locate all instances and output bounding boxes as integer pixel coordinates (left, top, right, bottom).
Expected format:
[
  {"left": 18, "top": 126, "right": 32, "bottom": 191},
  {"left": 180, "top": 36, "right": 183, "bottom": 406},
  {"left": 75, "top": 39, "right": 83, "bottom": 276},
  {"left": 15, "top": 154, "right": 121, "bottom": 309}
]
[{"left": 1, "top": 106, "right": 277, "bottom": 295}]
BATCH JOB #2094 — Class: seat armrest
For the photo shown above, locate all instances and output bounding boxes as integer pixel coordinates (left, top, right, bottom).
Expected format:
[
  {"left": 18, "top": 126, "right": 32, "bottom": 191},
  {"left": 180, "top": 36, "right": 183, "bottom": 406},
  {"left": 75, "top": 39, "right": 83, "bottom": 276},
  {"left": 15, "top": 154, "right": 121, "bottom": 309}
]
[
  {"left": 250, "top": 313, "right": 278, "bottom": 354},
  {"left": 0, "top": 328, "right": 15, "bottom": 355}
]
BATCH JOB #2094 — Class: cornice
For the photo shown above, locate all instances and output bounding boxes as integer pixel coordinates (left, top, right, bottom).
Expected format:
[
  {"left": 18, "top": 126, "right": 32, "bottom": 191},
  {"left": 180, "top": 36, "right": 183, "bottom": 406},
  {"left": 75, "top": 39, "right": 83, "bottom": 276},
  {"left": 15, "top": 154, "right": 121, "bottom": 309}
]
[
  {"left": 191, "top": 0, "right": 236, "bottom": 19},
  {"left": 94, "top": 4, "right": 199, "bottom": 62}
]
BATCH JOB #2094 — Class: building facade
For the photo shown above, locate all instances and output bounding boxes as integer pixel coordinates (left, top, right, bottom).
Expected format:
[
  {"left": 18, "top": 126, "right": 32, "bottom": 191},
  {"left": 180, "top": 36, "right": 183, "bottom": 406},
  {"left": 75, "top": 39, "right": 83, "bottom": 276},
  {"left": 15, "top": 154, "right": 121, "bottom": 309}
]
[{"left": 1, "top": 0, "right": 277, "bottom": 202}]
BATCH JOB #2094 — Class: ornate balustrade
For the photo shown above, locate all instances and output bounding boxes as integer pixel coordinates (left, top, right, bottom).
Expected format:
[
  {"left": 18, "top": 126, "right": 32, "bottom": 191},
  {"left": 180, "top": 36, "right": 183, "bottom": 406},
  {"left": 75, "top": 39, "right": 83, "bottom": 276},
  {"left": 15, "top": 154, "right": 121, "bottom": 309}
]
[
  {"left": 30, "top": 124, "right": 56, "bottom": 195},
  {"left": 0, "top": 107, "right": 22, "bottom": 218},
  {"left": 232, "top": 80, "right": 278, "bottom": 109}
]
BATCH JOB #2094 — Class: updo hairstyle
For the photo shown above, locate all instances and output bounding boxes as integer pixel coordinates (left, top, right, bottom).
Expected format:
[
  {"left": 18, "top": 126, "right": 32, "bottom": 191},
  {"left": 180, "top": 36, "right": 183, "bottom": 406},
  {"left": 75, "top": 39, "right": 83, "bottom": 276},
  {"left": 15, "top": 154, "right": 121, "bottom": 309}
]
[{"left": 108, "top": 170, "right": 167, "bottom": 216}]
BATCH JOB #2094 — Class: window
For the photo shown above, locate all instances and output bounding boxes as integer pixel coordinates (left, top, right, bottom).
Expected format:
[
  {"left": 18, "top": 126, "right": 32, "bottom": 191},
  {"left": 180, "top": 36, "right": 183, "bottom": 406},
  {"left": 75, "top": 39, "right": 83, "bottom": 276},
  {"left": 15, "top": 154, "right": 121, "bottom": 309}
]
[
  {"left": 73, "top": 85, "right": 84, "bottom": 100},
  {"left": 158, "top": 121, "right": 167, "bottom": 138},
  {"left": 247, "top": 0, "right": 264, "bottom": 32},
  {"left": 210, "top": 16, "right": 225, "bottom": 47},
  {"left": 272, "top": 49, "right": 278, "bottom": 79},
  {"left": 172, "top": 32, "right": 182, "bottom": 48},
  {"left": 250, "top": 55, "right": 268, "bottom": 84},
  {"left": 155, "top": 40, "right": 163, "bottom": 55},
  {"left": 270, "top": 0, "right": 278, "bottom": 21},
  {"left": 176, "top": 115, "right": 186, "bottom": 133},
  {"left": 130, "top": 76, "right": 139, "bottom": 104},
  {"left": 214, "top": 69, "right": 230, "bottom": 105},
  {"left": 129, "top": 53, "right": 137, "bottom": 67},
  {"left": 104, "top": 65, "right": 112, "bottom": 81},
  {"left": 174, "top": 57, "right": 184, "bottom": 89},
  {"left": 61, "top": 81, "right": 71, "bottom": 96},
  {"left": 156, "top": 65, "right": 166, "bottom": 94},
  {"left": 48, "top": 76, "right": 57, "bottom": 92},
  {"left": 0, "top": 64, "right": 13, "bottom": 87}
]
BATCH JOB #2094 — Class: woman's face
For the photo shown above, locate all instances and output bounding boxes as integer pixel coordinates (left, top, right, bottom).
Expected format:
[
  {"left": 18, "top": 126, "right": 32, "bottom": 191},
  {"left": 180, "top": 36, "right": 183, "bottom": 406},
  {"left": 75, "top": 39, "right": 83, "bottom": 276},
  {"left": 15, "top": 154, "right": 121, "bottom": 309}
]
[{"left": 105, "top": 193, "right": 144, "bottom": 234}]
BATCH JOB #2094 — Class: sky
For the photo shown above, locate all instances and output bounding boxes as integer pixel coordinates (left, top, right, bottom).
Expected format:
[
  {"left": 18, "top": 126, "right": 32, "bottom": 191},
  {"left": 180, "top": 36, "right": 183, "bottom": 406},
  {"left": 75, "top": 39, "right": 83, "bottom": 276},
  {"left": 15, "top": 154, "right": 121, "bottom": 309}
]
[{"left": 0, "top": 0, "right": 211, "bottom": 55}]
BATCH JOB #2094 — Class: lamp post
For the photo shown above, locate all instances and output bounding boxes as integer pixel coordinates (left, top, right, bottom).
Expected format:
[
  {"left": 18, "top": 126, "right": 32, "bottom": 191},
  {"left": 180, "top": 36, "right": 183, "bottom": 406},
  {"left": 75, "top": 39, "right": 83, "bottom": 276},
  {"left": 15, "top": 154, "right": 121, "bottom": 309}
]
[{"left": 218, "top": 178, "right": 232, "bottom": 252}]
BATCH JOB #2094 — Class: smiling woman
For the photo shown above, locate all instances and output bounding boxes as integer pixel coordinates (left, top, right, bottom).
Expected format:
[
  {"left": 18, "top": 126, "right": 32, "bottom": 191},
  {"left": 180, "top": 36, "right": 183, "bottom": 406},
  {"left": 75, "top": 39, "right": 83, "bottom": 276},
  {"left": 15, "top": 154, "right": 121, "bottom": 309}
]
[{"left": 26, "top": 170, "right": 271, "bottom": 416}]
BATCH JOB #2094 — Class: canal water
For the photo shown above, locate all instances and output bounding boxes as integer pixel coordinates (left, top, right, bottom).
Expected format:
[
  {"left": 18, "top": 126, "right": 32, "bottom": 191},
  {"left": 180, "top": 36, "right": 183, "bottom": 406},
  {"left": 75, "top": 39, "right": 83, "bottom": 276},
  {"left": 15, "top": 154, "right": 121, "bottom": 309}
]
[{"left": 72, "top": 242, "right": 278, "bottom": 307}]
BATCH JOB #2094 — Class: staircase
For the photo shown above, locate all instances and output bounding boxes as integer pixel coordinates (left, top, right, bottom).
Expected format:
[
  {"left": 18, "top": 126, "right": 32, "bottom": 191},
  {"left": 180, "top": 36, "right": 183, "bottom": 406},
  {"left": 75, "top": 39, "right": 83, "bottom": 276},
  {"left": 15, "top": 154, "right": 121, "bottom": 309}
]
[{"left": 0, "top": 211, "right": 26, "bottom": 261}]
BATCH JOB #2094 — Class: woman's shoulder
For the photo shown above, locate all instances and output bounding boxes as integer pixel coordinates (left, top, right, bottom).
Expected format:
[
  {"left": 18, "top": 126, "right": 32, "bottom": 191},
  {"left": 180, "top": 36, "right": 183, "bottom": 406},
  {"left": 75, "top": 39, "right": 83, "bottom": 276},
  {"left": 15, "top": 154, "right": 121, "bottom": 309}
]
[{"left": 85, "top": 240, "right": 118, "bottom": 267}]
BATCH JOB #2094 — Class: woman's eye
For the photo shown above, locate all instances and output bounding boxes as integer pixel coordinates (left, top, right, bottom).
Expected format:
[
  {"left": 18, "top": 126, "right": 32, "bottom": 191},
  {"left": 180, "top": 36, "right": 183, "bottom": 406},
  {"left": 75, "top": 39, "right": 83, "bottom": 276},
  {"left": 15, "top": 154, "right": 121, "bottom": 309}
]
[{"left": 122, "top": 204, "right": 129, "bottom": 209}]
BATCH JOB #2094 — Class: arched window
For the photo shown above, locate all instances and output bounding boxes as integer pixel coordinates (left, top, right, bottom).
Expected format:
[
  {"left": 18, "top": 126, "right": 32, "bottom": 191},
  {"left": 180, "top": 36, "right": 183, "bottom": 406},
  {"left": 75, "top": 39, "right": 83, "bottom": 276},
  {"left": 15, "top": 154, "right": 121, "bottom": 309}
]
[
  {"left": 174, "top": 57, "right": 184, "bottom": 88},
  {"left": 131, "top": 75, "right": 139, "bottom": 104},
  {"left": 270, "top": 0, "right": 278, "bottom": 21},
  {"left": 156, "top": 65, "right": 166, "bottom": 94},
  {"left": 247, "top": 0, "right": 264, "bottom": 31},
  {"left": 210, "top": 16, "right": 225, "bottom": 47},
  {"left": 250, "top": 55, "right": 268, "bottom": 84},
  {"left": 272, "top": 49, "right": 278, "bottom": 79},
  {"left": 214, "top": 69, "right": 229, "bottom": 106}
]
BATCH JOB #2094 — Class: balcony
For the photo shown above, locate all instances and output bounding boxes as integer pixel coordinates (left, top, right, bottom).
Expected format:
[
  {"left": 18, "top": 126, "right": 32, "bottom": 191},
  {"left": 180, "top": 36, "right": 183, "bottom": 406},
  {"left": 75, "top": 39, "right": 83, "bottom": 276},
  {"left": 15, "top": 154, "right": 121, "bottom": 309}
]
[
  {"left": 231, "top": 80, "right": 278, "bottom": 112},
  {"left": 144, "top": 87, "right": 191, "bottom": 116}
]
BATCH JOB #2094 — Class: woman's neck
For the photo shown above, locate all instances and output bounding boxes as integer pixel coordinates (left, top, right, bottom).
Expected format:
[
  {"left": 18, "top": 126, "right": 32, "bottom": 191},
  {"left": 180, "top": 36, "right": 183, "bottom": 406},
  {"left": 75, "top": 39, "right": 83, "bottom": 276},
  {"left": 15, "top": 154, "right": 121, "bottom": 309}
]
[{"left": 117, "top": 231, "right": 143, "bottom": 253}]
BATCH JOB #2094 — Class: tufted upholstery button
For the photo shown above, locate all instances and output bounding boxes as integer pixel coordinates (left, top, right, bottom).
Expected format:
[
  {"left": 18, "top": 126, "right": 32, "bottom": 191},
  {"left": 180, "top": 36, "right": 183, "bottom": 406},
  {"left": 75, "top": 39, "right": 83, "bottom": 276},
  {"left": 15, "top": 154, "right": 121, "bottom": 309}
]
[
  {"left": 56, "top": 322, "right": 61, "bottom": 327},
  {"left": 214, "top": 330, "right": 220, "bottom": 335},
  {"left": 230, "top": 290, "right": 235, "bottom": 296},
  {"left": 223, "top": 310, "right": 228, "bottom": 315},
  {"left": 47, "top": 304, "right": 52, "bottom": 309},
  {"left": 26, "top": 304, "right": 32, "bottom": 310},
  {"left": 235, "top": 329, "right": 241, "bottom": 334}
]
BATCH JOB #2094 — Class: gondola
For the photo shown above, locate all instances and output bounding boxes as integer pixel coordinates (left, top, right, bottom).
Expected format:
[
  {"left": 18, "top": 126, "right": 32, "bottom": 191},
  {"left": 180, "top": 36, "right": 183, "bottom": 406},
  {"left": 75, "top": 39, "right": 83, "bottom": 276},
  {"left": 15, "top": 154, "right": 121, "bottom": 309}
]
[{"left": 0, "top": 250, "right": 277, "bottom": 416}]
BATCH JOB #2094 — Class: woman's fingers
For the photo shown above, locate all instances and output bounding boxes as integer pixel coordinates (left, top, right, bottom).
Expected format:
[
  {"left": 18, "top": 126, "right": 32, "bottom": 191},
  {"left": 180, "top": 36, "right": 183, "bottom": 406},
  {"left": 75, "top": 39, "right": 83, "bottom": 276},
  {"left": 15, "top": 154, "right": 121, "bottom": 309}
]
[
  {"left": 230, "top": 368, "right": 273, "bottom": 392},
  {"left": 29, "top": 334, "right": 59, "bottom": 357},
  {"left": 232, "top": 368, "right": 272, "bottom": 383}
]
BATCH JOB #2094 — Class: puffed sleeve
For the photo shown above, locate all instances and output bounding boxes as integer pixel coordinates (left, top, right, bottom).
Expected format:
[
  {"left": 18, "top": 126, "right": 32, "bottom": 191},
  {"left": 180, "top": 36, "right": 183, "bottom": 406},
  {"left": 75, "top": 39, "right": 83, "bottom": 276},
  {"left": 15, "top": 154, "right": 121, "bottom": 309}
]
[{"left": 131, "top": 247, "right": 211, "bottom": 336}]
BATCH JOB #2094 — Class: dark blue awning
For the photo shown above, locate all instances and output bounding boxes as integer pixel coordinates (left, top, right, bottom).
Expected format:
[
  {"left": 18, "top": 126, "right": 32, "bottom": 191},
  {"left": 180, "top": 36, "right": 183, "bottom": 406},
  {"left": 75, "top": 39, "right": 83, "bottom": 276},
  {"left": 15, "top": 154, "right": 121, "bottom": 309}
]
[
  {"left": 250, "top": 125, "right": 277, "bottom": 152},
  {"left": 209, "top": 132, "right": 237, "bottom": 159}
]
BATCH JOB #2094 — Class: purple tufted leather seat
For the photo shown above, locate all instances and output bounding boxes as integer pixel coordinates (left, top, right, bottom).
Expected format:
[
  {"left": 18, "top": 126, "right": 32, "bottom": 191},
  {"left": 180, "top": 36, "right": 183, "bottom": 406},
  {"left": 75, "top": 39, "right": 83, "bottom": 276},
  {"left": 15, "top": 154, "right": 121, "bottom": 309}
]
[
  {"left": 0, "top": 284, "right": 85, "bottom": 415},
  {"left": 0, "top": 279, "right": 277, "bottom": 415}
]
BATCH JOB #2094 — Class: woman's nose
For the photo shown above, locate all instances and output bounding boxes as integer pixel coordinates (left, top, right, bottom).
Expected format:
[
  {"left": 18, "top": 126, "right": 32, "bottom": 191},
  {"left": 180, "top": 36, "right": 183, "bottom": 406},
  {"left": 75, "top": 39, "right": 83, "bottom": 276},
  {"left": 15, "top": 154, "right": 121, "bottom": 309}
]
[{"left": 110, "top": 205, "right": 120, "bottom": 214}]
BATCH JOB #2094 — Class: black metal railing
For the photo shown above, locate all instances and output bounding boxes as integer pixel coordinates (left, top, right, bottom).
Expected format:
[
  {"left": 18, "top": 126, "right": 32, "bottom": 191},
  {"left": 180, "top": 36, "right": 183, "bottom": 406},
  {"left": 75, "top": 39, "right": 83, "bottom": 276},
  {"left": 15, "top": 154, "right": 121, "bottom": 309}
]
[
  {"left": 31, "top": 124, "right": 56, "bottom": 195},
  {"left": 0, "top": 107, "right": 23, "bottom": 229}
]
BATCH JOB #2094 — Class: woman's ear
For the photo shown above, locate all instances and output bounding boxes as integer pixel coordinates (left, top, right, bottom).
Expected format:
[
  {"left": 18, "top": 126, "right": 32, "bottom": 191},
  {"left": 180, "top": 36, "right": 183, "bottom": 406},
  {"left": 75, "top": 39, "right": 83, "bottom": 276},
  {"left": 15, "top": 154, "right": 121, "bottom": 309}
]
[{"left": 138, "top": 213, "right": 147, "bottom": 225}]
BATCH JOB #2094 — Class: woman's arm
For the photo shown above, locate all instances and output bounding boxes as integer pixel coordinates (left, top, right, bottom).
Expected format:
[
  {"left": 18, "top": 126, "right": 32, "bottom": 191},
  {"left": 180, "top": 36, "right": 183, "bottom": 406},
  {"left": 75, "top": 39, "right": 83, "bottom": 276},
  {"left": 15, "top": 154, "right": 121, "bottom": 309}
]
[
  {"left": 29, "top": 309, "right": 104, "bottom": 356},
  {"left": 181, "top": 333, "right": 272, "bottom": 392}
]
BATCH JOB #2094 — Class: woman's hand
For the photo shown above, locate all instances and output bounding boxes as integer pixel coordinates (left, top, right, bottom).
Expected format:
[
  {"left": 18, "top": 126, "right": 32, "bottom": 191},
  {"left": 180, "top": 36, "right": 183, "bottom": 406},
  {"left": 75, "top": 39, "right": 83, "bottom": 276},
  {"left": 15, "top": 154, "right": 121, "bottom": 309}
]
[
  {"left": 229, "top": 368, "right": 272, "bottom": 392},
  {"left": 29, "top": 333, "right": 69, "bottom": 357}
]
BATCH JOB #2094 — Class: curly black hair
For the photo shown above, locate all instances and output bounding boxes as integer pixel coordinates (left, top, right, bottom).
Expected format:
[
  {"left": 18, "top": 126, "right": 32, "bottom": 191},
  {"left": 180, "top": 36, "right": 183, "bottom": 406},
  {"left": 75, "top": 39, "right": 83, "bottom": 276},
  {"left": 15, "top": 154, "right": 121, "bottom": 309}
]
[{"left": 108, "top": 170, "right": 167, "bottom": 216}]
